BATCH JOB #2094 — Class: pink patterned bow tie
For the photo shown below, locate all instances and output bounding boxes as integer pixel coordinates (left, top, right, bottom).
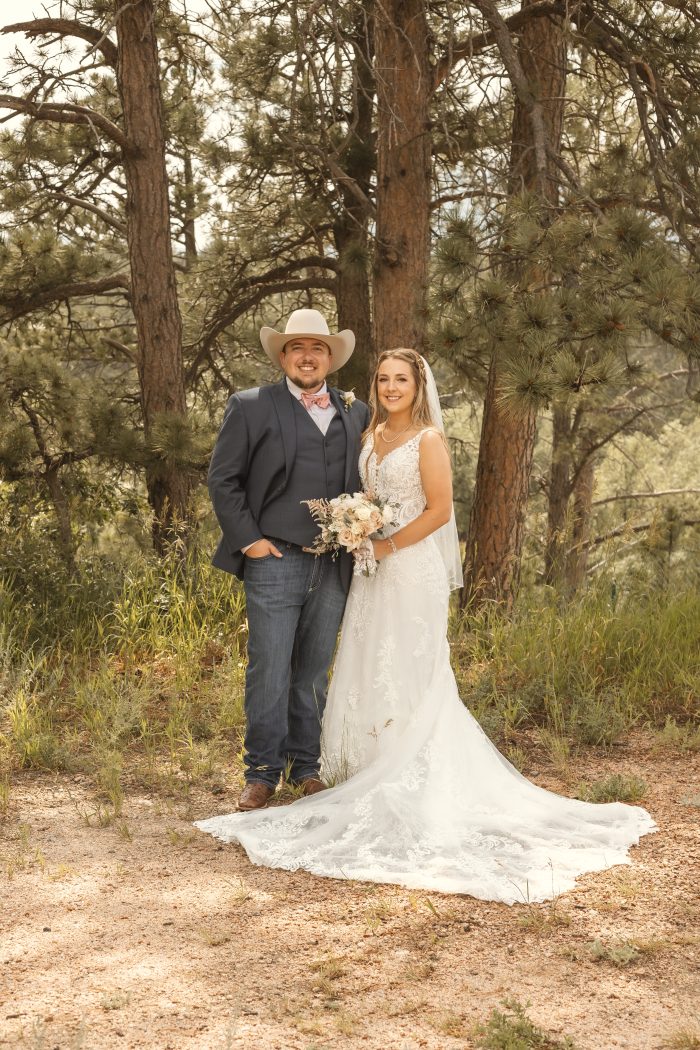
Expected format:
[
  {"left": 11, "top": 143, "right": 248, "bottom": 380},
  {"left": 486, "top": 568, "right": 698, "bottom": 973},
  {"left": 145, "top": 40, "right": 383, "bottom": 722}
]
[{"left": 300, "top": 391, "right": 331, "bottom": 411}]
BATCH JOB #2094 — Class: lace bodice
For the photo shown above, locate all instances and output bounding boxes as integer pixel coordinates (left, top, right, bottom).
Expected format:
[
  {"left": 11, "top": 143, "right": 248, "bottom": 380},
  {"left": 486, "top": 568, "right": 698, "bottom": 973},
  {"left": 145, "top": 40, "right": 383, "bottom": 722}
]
[{"left": 359, "top": 430, "right": 429, "bottom": 530}]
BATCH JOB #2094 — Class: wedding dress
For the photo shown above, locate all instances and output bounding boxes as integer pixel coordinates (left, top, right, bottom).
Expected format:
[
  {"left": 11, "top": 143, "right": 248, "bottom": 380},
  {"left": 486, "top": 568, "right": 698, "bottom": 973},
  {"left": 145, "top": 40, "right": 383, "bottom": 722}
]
[{"left": 195, "top": 431, "right": 656, "bottom": 903}]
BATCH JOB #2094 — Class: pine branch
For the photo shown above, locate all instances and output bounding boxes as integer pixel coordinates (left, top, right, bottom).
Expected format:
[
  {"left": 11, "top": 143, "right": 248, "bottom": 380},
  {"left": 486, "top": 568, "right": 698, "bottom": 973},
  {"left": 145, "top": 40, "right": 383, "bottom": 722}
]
[
  {"left": 627, "top": 64, "right": 676, "bottom": 227},
  {"left": 431, "top": 188, "right": 516, "bottom": 213},
  {"left": 545, "top": 147, "right": 605, "bottom": 216},
  {"left": 0, "top": 95, "right": 131, "bottom": 153},
  {"left": 1, "top": 273, "right": 131, "bottom": 323},
  {"left": 187, "top": 274, "right": 337, "bottom": 386},
  {"left": 102, "top": 336, "right": 137, "bottom": 364},
  {"left": 433, "top": 0, "right": 565, "bottom": 87},
  {"left": 588, "top": 517, "right": 700, "bottom": 548},
  {"left": 20, "top": 396, "right": 50, "bottom": 466},
  {"left": 200, "top": 254, "right": 339, "bottom": 339},
  {"left": 592, "top": 489, "right": 700, "bottom": 508},
  {"left": 47, "top": 191, "right": 126, "bottom": 234},
  {"left": 568, "top": 404, "right": 657, "bottom": 492},
  {"left": 264, "top": 113, "right": 376, "bottom": 220},
  {"left": 53, "top": 448, "right": 94, "bottom": 468},
  {"left": 620, "top": 370, "right": 688, "bottom": 401},
  {"left": 325, "top": 155, "right": 376, "bottom": 219},
  {"left": 1, "top": 18, "right": 118, "bottom": 68},
  {"left": 0, "top": 464, "right": 33, "bottom": 482}
]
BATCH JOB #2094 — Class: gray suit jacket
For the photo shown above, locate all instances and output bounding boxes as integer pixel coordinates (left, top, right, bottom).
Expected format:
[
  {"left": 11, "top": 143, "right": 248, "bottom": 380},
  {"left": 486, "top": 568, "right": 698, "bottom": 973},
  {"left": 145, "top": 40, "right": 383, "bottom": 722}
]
[{"left": 208, "top": 378, "right": 370, "bottom": 587}]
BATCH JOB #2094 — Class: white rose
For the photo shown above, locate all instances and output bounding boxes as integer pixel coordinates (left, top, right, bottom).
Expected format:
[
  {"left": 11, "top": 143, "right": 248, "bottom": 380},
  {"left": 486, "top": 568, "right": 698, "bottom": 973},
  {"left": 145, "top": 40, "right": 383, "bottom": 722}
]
[{"left": 337, "top": 526, "right": 358, "bottom": 549}]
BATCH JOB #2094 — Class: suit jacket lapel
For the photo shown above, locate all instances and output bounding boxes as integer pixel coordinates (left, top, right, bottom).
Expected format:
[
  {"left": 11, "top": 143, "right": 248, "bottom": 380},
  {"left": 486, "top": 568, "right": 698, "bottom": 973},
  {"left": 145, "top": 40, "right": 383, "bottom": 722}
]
[
  {"left": 329, "top": 387, "right": 355, "bottom": 490},
  {"left": 270, "top": 378, "right": 297, "bottom": 484}
]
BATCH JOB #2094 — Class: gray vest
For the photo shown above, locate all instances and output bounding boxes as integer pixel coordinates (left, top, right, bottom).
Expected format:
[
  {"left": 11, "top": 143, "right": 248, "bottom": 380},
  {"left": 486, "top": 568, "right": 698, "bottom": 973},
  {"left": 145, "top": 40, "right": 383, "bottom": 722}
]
[{"left": 258, "top": 396, "right": 347, "bottom": 546}]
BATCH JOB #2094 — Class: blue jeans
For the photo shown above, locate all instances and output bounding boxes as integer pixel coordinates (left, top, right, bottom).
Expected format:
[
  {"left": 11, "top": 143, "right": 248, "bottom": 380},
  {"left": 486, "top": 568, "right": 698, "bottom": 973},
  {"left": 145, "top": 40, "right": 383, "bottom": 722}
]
[{"left": 242, "top": 541, "right": 347, "bottom": 787}]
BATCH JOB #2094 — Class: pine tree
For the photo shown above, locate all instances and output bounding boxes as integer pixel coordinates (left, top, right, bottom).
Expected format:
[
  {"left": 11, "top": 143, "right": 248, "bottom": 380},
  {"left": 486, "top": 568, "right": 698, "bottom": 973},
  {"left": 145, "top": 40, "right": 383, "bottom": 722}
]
[
  {"left": 433, "top": 0, "right": 700, "bottom": 608},
  {"left": 0, "top": 325, "right": 143, "bottom": 572},
  {"left": 459, "top": 0, "right": 567, "bottom": 610},
  {"left": 1, "top": 1, "right": 191, "bottom": 553}
]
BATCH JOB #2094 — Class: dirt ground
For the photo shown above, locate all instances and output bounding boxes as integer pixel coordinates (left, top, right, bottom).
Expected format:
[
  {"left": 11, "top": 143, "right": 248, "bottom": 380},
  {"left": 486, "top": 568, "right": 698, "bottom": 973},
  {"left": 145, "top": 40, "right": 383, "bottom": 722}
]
[{"left": 1, "top": 734, "right": 699, "bottom": 1050}]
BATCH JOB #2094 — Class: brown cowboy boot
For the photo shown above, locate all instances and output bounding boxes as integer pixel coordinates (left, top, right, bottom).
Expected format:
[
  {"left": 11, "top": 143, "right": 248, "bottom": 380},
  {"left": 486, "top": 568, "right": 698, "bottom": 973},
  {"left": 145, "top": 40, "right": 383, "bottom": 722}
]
[
  {"left": 299, "top": 777, "right": 326, "bottom": 796},
  {"left": 238, "top": 782, "right": 275, "bottom": 811}
]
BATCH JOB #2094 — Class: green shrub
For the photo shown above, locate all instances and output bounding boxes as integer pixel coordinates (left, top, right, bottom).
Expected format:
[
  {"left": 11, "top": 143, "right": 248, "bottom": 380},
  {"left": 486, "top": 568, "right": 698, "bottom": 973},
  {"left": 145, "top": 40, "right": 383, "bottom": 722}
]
[
  {"left": 655, "top": 715, "right": 700, "bottom": 752},
  {"left": 474, "top": 997, "right": 577, "bottom": 1049},
  {"left": 576, "top": 773, "right": 648, "bottom": 803},
  {"left": 588, "top": 938, "right": 639, "bottom": 967}
]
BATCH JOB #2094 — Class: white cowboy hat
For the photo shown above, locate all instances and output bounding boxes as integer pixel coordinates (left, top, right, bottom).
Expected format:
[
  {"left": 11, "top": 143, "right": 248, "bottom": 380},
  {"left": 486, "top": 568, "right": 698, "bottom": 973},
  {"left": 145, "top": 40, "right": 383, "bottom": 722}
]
[{"left": 260, "top": 309, "right": 355, "bottom": 371}]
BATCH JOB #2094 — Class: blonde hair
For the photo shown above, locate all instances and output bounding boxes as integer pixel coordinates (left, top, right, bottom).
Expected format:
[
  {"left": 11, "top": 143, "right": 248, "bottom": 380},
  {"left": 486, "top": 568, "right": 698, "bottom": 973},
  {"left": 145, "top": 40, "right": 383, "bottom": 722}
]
[{"left": 365, "top": 348, "right": 435, "bottom": 439}]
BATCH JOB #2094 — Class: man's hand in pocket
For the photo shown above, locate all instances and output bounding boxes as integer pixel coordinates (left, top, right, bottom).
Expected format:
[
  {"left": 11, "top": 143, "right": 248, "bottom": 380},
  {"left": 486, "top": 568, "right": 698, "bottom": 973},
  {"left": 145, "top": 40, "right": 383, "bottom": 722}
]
[{"left": 245, "top": 539, "right": 283, "bottom": 559}]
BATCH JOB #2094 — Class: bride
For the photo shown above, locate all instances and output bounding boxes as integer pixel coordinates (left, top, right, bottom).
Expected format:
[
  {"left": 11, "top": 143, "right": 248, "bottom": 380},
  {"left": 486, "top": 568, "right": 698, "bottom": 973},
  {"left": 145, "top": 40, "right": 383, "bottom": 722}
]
[{"left": 195, "top": 350, "right": 656, "bottom": 903}]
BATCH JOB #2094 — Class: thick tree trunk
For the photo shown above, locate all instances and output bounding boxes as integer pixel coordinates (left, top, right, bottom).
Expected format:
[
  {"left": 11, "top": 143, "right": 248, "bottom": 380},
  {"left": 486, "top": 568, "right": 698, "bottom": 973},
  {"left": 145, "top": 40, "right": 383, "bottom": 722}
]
[
  {"left": 565, "top": 455, "right": 595, "bottom": 593},
  {"left": 507, "top": 0, "right": 566, "bottom": 200},
  {"left": 372, "top": 0, "right": 431, "bottom": 354},
  {"left": 543, "top": 402, "right": 573, "bottom": 586},
  {"left": 463, "top": 1, "right": 566, "bottom": 609},
  {"left": 462, "top": 358, "right": 538, "bottom": 610},
  {"left": 114, "top": 0, "right": 190, "bottom": 554},
  {"left": 335, "top": 220, "right": 374, "bottom": 400},
  {"left": 335, "top": 12, "right": 375, "bottom": 401}
]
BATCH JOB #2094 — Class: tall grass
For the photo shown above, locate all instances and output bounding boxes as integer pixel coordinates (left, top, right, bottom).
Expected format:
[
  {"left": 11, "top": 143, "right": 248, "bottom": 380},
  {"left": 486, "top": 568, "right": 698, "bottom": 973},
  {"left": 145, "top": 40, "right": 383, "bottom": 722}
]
[
  {"left": 452, "top": 583, "right": 700, "bottom": 745},
  {"left": 1, "top": 549, "right": 698, "bottom": 803},
  {"left": 0, "top": 551, "right": 248, "bottom": 798}
]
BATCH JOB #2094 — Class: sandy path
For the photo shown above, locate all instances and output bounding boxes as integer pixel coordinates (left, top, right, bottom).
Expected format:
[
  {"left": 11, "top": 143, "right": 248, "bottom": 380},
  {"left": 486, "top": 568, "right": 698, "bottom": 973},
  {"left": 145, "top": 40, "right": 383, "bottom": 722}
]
[{"left": 1, "top": 735, "right": 698, "bottom": 1050}]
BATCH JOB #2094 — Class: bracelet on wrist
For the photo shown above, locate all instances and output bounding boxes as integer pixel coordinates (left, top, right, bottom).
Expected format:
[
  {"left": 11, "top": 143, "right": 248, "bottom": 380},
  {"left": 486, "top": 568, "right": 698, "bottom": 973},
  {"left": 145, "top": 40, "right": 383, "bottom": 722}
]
[{"left": 387, "top": 537, "right": 398, "bottom": 555}]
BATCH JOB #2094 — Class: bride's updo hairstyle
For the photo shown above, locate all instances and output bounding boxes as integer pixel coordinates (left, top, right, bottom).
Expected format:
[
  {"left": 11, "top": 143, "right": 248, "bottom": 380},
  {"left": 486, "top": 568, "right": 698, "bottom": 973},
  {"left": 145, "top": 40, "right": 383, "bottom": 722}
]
[{"left": 365, "top": 348, "right": 434, "bottom": 438}]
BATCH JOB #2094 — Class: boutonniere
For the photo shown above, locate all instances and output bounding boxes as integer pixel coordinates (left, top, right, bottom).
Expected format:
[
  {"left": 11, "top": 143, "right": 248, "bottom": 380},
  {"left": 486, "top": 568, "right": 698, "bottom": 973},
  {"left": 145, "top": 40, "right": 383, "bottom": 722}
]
[{"left": 341, "top": 390, "right": 356, "bottom": 412}]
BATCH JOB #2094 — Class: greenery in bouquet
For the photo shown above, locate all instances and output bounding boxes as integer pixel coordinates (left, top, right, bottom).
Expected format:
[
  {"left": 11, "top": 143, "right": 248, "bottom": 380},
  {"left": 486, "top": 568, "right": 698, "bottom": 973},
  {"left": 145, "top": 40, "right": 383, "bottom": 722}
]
[{"left": 302, "top": 493, "right": 397, "bottom": 559}]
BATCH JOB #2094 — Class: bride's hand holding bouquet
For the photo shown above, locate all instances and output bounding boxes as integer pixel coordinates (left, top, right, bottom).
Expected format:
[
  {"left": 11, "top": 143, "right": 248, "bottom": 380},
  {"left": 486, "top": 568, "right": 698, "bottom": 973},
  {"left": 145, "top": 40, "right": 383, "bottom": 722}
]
[{"left": 302, "top": 492, "right": 397, "bottom": 576}]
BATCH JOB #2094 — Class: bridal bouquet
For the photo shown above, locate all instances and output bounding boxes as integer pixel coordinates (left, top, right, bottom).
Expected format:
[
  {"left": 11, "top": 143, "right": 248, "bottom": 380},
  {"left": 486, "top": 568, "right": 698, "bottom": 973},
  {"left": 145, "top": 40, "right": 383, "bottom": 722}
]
[{"left": 302, "top": 492, "right": 397, "bottom": 576}]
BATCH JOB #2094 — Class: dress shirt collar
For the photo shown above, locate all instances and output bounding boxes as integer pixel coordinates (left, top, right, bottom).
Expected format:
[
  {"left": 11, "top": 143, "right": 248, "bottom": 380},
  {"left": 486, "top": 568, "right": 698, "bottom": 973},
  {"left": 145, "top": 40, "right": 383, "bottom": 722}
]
[{"left": 286, "top": 377, "right": 329, "bottom": 400}]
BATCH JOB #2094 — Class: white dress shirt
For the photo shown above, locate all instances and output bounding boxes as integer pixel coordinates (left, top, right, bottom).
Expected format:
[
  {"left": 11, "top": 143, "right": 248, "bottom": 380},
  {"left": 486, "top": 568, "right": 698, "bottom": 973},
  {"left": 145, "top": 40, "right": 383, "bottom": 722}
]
[{"left": 285, "top": 377, "right": 337, "bottom": 435}]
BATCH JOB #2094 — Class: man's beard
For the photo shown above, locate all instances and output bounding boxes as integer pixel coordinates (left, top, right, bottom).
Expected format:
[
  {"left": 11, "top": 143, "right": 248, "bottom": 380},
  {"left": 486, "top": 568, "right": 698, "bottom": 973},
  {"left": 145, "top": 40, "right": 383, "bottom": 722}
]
[{"left": 293, "top": 371, "right": 325, "bottom": 391}]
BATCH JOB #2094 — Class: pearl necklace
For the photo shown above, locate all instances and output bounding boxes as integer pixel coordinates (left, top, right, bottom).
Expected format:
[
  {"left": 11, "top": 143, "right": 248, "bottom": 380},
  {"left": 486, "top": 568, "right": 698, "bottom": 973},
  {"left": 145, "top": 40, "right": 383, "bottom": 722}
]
[{"left": 380, "top": 422, "right": 414, "bottom": 444}]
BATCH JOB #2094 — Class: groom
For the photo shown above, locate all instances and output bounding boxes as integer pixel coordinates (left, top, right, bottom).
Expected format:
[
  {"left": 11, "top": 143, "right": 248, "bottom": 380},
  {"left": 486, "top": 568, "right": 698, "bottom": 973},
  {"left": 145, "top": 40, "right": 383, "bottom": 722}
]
[{"left": 208, "top": 309, "right": 369, "bottom": 810}]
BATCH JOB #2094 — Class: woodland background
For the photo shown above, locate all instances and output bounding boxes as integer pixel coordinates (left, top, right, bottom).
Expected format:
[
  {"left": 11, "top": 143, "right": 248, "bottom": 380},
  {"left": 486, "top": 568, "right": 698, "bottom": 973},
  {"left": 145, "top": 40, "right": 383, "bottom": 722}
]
[{"left": 1, "top": 0, "right": 699, "bottom": 829}]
